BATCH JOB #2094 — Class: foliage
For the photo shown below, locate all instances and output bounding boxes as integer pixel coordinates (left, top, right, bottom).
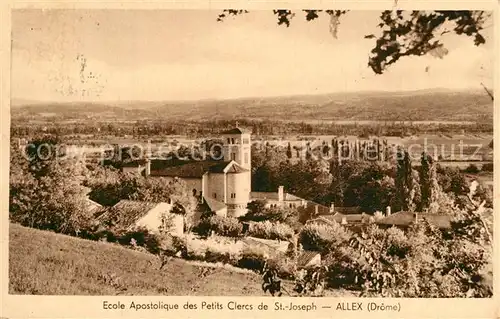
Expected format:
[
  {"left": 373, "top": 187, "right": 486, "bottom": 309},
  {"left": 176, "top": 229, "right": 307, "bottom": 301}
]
[
  {"left": 299, "top": 222, "right": 352, "bottom": 253},
  {"left": 436, "top": 165, "right": 469, "bottom": 197},
  {"left": 247, "top": 220, "right": 294, "bottom": 241},
  {"left": 395, "top": 149, "right": 417, "bottom": 211},
  {"left": 342, "top": 162, "right": 396, "bottom": 213},
  {"left": 183, "top": 234, "right": 243, "bottom": 264},
  {"left": 481, "top": 162, "right": 493, "bottom": 172},
  {"left": 238, "top": 245, "right": 269, "bottom": 271},
  {"left": 116, "top": 227, "right": 162, "bottom": 254},
  {"left": 464, "top": 163, "right": 480, "bottom": 174},
  {"left": 419, "top": 152, "right": 441, "bottom": 211},
  {"left": 195, "top": 215, "right": 243, "bottom": 237},
  {"left": 10, "top": 137, "right": 95, "bottom": 235}
]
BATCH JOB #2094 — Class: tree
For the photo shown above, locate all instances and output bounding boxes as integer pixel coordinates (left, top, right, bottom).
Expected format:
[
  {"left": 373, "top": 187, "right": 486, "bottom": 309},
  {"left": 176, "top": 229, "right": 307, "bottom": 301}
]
[
  {"left": 10, "top": 137, "right": 94, "bottom": 235},
  {"left": 217, "top": 10, "right": 489, "bottom": 74},
  {"left": 286, "top": 142, "right": 293, "bottom": 159},
  {"left": 419, "top": 152, "right": 441, "bottom": 212},
  {"left": 395, "top": 149, "right": 416, "bottom": 211}
]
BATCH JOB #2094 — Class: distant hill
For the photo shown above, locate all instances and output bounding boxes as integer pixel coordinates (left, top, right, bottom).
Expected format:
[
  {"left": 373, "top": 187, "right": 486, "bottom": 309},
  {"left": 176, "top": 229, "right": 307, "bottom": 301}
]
[{"left": 11, "top": 89, "right": 493, "bottom": 123}]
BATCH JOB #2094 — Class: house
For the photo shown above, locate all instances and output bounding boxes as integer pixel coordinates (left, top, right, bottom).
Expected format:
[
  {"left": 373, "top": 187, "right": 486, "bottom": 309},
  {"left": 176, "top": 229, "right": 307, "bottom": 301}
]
[
  {"left": 251, "top": 187, "right": 305, "bottom": 209},
  {"left": 305, "top": 216, "right": 337, "bottom": 227},
  {"left": 305, "top": 212, "right": 369, "bottom": 227},
  {"left": 375, "top": 211, "right": 452, "bottom": 230},
  {"left": 97, "top": 200, "right": 184, "bottom": 235},
  {"left": 85, "top": 197, "right": 105, "bottom": 215}
]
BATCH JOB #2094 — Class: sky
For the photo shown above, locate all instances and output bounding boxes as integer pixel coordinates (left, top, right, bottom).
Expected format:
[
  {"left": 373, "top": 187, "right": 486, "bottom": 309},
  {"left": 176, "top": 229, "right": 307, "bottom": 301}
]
[{"left": 11, "top": 9, "right": 494, "bottom": 102}]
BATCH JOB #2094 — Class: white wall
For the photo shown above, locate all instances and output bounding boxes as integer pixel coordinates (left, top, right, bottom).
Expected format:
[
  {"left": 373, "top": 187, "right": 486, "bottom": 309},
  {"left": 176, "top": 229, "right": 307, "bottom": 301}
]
[
  {"left": 134, "top": 202, "right": 184, "bottom": 236},
  {"left": 207, "top": 173, "right": 226, "bottom": 202}
]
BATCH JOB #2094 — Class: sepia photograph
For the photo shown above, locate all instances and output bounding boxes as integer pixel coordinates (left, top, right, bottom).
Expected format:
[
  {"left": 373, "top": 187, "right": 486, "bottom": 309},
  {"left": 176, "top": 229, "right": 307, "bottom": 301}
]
[{"left": 7, "top": 8, "right": 494, "bottom": 301}]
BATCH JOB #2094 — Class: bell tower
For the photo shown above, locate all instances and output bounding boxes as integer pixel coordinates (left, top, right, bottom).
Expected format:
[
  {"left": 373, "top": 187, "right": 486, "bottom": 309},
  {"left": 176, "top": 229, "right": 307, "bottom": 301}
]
[{"left": 221, "top": 126, "right": 251, "bottom": 171}]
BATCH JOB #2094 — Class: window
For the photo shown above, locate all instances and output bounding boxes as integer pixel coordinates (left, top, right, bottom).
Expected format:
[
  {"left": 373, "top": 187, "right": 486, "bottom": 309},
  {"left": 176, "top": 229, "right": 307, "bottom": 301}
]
[
  {"left": 231, "top": 138, "right": 235, "bottom": 144},
  {"left": 192, "top": 189, "right": 197, "bottom": 196},
  {"left": 231, "top": 153, "right": 236, "bottom": 161},
  {"left": 227, "top": 138, "right": 231, "bottom": 144},
  {"left": 230, "top": 193, "right": 236, "bottom": 199},
  {"left": 243, "top": 138, "right": 250, "bottom": 144},
  {"left": 213, "top": 192, "right": 217, "bottom": 199}
]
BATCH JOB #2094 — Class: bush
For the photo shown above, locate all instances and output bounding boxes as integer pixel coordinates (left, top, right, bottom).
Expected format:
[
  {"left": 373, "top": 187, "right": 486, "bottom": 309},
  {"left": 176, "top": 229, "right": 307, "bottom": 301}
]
[
  {"left": 117, "top": 227, "right": 162, "bottom": 254},
  {"left": 237, "top": 245, "right": 269, "bottom": 271},
  {"left": 184, "top": 234, "right": 242, "bottom": 264},
  {"left": 481, "top": 163, "right": 493, "bottom": 172},
  {"left": 267, "top": 257, "right": 296, "bottom": 280},
  {"left": 248, "top": 221, "right": 294, "bottom": 241},
  {"left": 194, "top": 216, "right": 243, "bottom": 237},
  {"left": 464, "top": 164, "right": 480, "bottom": 174}
]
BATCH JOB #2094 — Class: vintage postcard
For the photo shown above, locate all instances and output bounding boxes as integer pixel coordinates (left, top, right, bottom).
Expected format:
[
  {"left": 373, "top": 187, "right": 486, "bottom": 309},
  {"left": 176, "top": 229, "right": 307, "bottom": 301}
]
[{"left": 1, "top": 1, "right": 499, "bottom": 318}]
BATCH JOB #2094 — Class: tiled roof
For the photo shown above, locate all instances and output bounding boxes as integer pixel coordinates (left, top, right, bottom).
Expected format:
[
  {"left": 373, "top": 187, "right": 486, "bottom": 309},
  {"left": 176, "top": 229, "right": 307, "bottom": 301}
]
[
  {"left": 305, "top": 216, "right": 337, "bottom": 226},
  {"left": 297, "top": 251, "right": 321, "bottom": 269},
  {"left": 225, "top": 162, "right": 249, "bottom": 174},
  {"left": 85, "top": 198, "right": 104, "bottom": 215},
  {"left": 376, "top": 211, "right": 452, "bottom": 229},
  {"left": 322, "top": 213, "right": 366, "bottom": 224},
  {"left": 250, "top": 192, "right": 303, "bottom": 201},
  {"left": 296, "top": 201, "right": 332, "bottom": 218},
  {"left": 150, "top": 160, "right": 247, "bottom": 178},
  {"left": 98, "top": 200, "right": 159, "bottom": 229},
  {"left": 221, "top": 127, "right": 251, "bottom": 135},
  {"left": 204, "top": 196, "right": 227, "bottom": 213},
  {"left": 334, "top": 206, "right": 362, "bottom": 215}
]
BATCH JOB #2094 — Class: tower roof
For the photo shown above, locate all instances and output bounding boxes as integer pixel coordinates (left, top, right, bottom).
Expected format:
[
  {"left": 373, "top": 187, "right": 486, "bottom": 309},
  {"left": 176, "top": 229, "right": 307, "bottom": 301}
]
[{"left": 221, "top": 127, "right": 250, "bottom": 135}]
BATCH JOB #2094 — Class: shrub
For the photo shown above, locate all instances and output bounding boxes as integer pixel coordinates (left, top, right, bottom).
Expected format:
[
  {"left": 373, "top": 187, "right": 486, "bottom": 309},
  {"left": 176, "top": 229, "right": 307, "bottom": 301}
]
[
  {"left": 464, "top": 164, "right": 480, "bottom": 174},
  {"left": 248, "top": 221, "right": 294, "bottom": 241},
  {"left": 299, "top": 222, "right": 352, "bottom": 253},
  {"left": 183, "top": 234, "right": 243, "bottom": 264},
  {"left": 237, "top": 245, "right": 269, "bottom": 271},
  {"left": 194, "top": 216, "right": 243, "bottom": 237},
  {"left": 267, "top": 256, "right": 296, "bottom": 280},
  {"left": 481, "top": 163, "right": 493, "bottom": 172},
  {"left": 117, "top": 227, "right": 161, "bottom": 254}
]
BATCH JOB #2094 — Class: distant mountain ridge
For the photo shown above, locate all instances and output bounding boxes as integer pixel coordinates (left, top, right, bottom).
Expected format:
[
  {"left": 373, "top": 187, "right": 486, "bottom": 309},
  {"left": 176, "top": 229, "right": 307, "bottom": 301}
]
[{"left": 11, "top": 89, "right": 493, "bottom": 123}]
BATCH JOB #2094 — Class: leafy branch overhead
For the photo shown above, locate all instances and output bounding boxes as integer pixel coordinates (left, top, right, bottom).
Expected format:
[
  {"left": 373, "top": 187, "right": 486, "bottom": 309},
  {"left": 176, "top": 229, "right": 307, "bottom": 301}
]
[{"left": 217, "top": 10, "right": 489, "bottom": 75}]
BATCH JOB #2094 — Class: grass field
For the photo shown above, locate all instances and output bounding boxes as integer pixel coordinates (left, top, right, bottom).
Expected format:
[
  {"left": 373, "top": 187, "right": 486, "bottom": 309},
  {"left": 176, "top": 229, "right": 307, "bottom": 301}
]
[{"left": 9, "top": 223, "right": 353, "bottom": 296}]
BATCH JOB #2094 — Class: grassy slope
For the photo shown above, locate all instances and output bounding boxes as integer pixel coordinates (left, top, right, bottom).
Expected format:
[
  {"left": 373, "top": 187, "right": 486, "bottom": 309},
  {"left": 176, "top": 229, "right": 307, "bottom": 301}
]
[{"left": 9, "top": 223, "right": 352, "bottom": 296}]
